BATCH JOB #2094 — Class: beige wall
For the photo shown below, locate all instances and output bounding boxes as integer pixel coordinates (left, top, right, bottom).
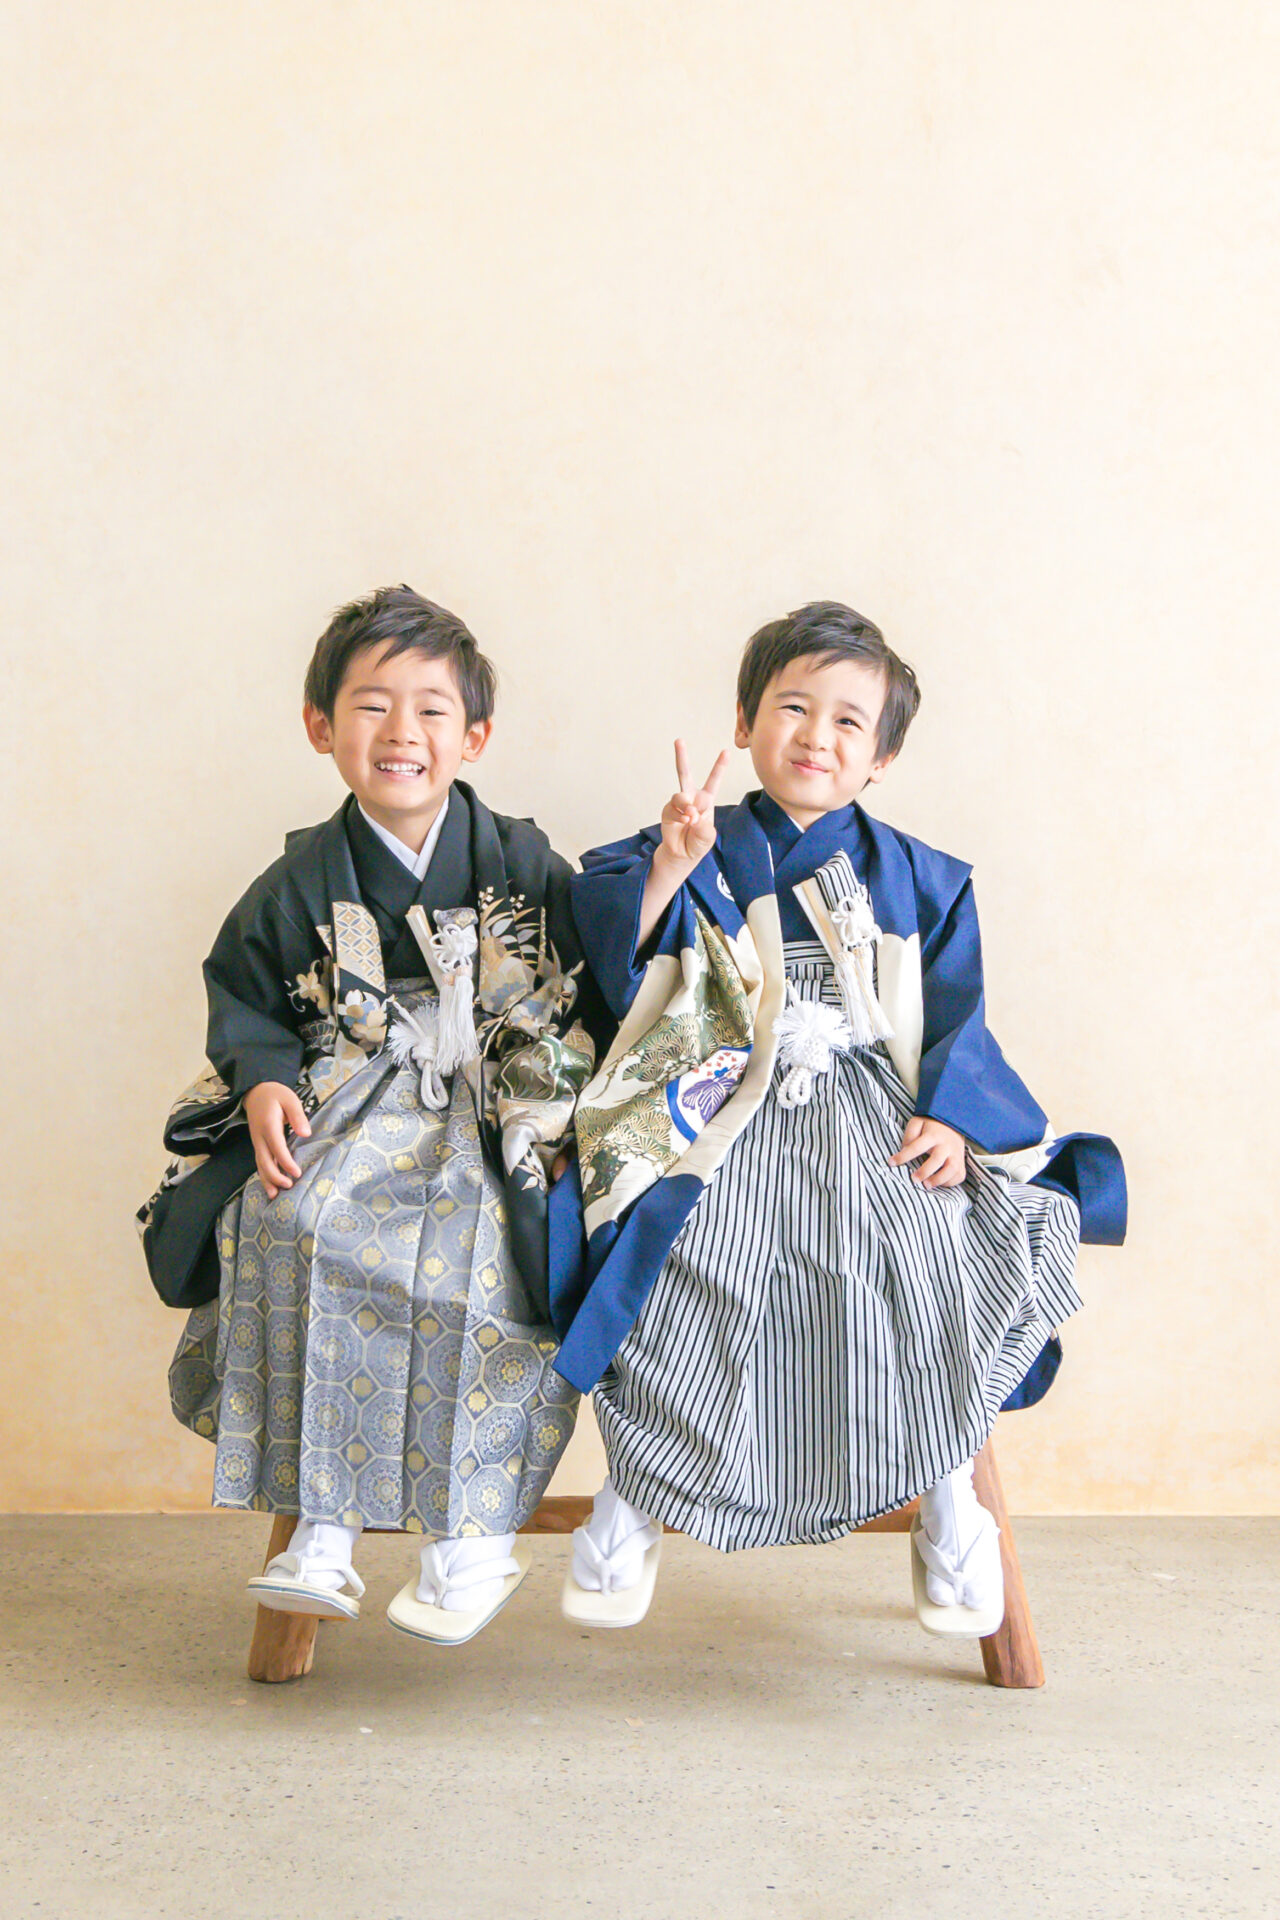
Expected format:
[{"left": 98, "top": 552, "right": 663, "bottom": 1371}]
[{"left": 2, "top": 1, "right": 1276, "bottom": 1515}]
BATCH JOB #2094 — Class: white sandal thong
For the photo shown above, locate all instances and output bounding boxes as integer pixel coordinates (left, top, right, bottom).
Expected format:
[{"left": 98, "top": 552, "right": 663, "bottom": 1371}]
[
  {"left": 247, "top": 1550, "right": 366, "bottom": 1623},
  {"left": 910, "top": 1513, "right": 1005, "bottom": 1639},
  {"left": 561, "top": 1522, "right": 663, "bottom": 1629},
  {"left": 386, "top": 1539, "right": 532, "bottom": 1646}
]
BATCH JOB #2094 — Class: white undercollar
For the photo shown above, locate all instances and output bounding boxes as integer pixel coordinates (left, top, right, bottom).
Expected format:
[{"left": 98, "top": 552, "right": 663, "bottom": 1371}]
[{"left": 357, "top": 791, "right": 450, "bottom": 882}]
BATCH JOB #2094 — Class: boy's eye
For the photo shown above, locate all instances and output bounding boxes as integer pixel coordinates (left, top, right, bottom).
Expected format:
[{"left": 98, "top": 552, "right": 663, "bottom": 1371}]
[{"left": 358, "top": 705, "right": 388, "bottom": 714}]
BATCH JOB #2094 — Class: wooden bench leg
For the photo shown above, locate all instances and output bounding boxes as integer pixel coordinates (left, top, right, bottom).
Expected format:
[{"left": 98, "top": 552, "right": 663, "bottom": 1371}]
[
  {"left": 247, "top": 1512, "right": 320, "bottom": 1685},
  {"left": 973, "top": 1438, "right": 1044, "bottom": 1689}
]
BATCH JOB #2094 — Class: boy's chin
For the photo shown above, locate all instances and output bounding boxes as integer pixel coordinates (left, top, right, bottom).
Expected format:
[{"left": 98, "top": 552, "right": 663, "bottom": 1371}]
[{"left": 766, "top": 775, "right": 851, "bottom": 815}]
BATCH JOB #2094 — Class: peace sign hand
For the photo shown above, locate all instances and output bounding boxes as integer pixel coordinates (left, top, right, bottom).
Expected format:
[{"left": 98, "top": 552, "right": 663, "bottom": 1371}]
[{"left": 659, "top": 739, "right": 730, "bottom": 867}]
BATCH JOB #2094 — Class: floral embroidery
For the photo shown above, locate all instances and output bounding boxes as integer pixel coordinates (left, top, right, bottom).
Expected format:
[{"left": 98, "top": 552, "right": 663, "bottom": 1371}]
[{"left": 337, "top": 988, "right": 388, "bottom": 1048}]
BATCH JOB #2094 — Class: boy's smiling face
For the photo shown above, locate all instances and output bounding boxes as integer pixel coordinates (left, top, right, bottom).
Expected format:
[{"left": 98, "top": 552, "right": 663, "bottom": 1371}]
[
  {"left": 735, "top": 653, "right": 895, "bottom": 828},
  {"left": 304, "top": 644, "right": 491, "bottom": 851}
]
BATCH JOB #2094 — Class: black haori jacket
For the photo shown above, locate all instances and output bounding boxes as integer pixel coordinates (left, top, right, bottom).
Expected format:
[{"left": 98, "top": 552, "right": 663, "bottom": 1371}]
[{"left": 138, "top": 783, "right": 603, "bottom": 1317}]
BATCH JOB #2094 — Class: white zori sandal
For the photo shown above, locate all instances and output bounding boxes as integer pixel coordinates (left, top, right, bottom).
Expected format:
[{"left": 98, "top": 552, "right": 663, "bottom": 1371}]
[
  {"left": 561, "top": 1481, "right": 663, "bottom": 1629},
  {"left": 910, "top": 1460, "right": 1005, "bottom": 1639},
  {"left": 386, "top": 1533, "right": 532, "bottom": 1646},
  {"left": 246, "top": 1520, "right": 366, "bottom": 1623}
]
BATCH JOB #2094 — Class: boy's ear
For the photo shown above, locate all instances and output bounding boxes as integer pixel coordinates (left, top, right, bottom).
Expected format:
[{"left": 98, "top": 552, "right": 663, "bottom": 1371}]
[
  {"left": 733, "top": 703, "right": 751, "bottom": 750},
  {"left": 863, "top": 750, "right": 896, "bottom": 788},
  {"left": 460, "top": 718, "right": 493, "bottom": 763},
  {"left": 303, "top": 703, "right": 334, "bottom": 756}
]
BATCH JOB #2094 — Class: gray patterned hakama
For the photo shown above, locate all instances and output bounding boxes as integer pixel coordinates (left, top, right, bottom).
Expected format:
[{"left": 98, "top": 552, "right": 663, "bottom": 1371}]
[
  {"left": 170, "top": 988, "right": 578, "bottom": 1536},
  {"left": 595, "top": 943, "right": 1082, "bottom": 1551}
]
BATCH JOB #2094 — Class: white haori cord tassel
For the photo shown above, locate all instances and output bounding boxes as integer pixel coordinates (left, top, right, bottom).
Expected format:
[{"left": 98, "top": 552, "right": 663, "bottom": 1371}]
[
  {"left": 430, "top": 915, "right": 481, "bottom": 1074},
  {"left": 773, "top": 987, "right": 855, "bottom": 1108},
  {"left": 405, "top": 904, "right": 481, "bottom": 1077},
  {"left": 386, "top": 996, "right": 448, "bottom": 1110},
  {"left": 828, "top": 887, "right": 895, "bottom": 1049}
]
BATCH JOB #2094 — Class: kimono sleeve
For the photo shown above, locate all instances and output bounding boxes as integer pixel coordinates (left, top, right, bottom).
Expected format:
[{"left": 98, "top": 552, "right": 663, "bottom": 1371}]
[
  {"left": 203, "top": 881, "right": 308, "bottom": 1101},
  {"left": 543, "top": 848, "right": 613, "bottom": 1062},
  {"left": 489, "top": 840, "right": 600, "bottom": 1322},
  {"left": 570, "top": 827, "right": 680, "bottom": 1021},
  {"left": 914, "top": 874, "right": 1048, "bottom": 1154}
]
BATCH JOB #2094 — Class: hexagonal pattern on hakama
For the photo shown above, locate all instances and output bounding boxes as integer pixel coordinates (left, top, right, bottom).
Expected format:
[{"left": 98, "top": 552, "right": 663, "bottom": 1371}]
[{"left": 170, "top": 1032, "right": 578, "bottom": 1535}]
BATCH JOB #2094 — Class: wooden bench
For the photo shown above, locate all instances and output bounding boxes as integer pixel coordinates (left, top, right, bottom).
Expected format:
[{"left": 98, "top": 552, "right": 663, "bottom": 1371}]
[{"left": 248, "top": 1435, "right": 1043, "bottom": 1689}]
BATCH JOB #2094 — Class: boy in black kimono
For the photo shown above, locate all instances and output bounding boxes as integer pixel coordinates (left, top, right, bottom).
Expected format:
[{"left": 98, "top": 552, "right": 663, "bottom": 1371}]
[{"left": 144, "top": 586, "right": 598, "bottom": 1645}]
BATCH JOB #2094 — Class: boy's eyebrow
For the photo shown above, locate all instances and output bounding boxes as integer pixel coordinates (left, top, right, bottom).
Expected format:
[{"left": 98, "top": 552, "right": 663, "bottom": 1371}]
[{"left": 346, "top": 681, "right": 460, "bottom": 701}]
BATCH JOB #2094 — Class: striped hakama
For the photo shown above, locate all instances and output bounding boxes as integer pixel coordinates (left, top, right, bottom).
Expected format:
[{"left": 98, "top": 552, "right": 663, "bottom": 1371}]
[{"left": 594, "top": 943, "right": 1082, "bottom": 1551}]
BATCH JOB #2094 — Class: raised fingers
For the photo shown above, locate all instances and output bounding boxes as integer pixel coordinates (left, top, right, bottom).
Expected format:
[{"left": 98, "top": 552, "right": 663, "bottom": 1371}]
[
  {"left": 699, "top": 749, "right": 730, "bottom": 800},
  {"left": 674, "top": 738, "right": 693, "bottom": 795}
]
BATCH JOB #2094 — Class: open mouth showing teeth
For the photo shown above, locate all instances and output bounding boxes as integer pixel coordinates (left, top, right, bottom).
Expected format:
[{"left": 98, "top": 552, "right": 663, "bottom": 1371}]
[{"left": 375, "top": 761, "right": 425, "bottom": 775}]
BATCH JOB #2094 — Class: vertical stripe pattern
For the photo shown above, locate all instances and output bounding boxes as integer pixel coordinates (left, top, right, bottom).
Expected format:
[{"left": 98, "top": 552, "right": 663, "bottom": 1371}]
[{"left": 595, "top": 943, "right": 1081, "bottom": 1550}]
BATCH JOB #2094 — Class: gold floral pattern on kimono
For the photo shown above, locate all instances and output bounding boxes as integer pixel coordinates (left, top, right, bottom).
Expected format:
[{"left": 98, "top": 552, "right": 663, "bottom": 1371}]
[{"left": 465, "top": 889, "right": 596, "bottom": 1188}]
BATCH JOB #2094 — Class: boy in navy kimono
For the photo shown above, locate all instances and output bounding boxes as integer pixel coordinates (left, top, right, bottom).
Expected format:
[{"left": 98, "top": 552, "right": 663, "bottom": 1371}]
[
  {"left": 144, "top": 586, "right": 599, "bottom": 1645},
  {"left": 554, "top": 602, "right": 1124, "bottom": 1636}
]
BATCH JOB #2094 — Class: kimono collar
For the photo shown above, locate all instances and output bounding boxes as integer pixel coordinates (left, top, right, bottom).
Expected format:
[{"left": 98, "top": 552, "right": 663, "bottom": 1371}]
[
  {"left": 346, "top": 792, "right": 472, "bottom": 926},
  {"left": 761, "top": 793, "right": 867, "bottom": 892},
  {"left": 311, "top": 789, "right": 478, "bottom": 1004},
  {"left": 357, "top": 792, "right": 450, "bottom": 880},
  {"left": 695, "top": 791, "right": 866, "bottom": 908},
  {"left": 683, "top": 792, "right": 915, "bottom": 951},
  {"left": 750, "top": 790, "right": 802, "bottom": 867},
  {"left": 286, "top": 783, "right": 536, "bottom": 1034}
]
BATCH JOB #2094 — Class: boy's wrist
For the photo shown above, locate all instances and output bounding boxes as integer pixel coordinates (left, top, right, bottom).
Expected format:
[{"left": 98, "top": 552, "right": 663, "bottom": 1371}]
[
  {"left": 651, "top": 844, "right": 699, "bottom": 884},
  {"left": 244, "top": 1079, "right": 291, "bottom": 1108}
]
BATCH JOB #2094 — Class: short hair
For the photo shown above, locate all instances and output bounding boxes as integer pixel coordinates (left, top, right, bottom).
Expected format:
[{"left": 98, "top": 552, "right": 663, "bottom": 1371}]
[
  {"left": 736, "top": 600, "right": 921, "bottom": 758},
  {"left": 303, "top": 585, "right": 496, "bottom": 727}
]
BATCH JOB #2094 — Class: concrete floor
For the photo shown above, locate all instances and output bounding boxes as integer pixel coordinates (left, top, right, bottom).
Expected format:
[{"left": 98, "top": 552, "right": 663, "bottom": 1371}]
[{"left": 0, "top": 1517, "right": 1275, "bottom": 1920}]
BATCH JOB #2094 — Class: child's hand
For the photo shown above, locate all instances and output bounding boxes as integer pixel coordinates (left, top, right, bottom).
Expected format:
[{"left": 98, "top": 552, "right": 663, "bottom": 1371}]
[
  {"left": 658, "top": 740, "right": 730, "bottom": 870},
  {"left": 244, "top": 1081, "right": 312, "bottom": 1200},
  {"left": 890, "top": 1115, "right": 967, "bottom": 1189}
]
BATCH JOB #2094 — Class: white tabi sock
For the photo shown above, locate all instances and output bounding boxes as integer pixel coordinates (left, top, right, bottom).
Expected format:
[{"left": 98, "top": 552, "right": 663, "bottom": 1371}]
[
  {"left": 417, "top": 1533, "right": 519, "bottom": 1613},
  {"left": 918, "top": 1460, "right": 1001, "bottom": 1609},
  {"left": 286, "top": 1518, "right": 363, "bottom": 1592},
  {"left": 571, "top": 1480, "right": 661, "bottom": 1595}
]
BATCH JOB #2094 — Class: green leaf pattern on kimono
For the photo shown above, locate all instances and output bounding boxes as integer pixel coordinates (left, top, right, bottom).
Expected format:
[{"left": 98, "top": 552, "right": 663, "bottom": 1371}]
[
  {"left": 576, "top": 909, "right": 754, "bottom": 1209},
  {"left": 494, "top": 1021, "right": 597, "bottom": 1188}
]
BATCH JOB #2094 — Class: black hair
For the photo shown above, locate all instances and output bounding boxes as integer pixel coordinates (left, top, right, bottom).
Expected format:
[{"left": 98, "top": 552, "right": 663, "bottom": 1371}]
[
  {"left": 303, "top": 585, "right": 496, "bottom": 727},
  {"left": 736, "top": 600, "right": 920, "bottom": 758}
]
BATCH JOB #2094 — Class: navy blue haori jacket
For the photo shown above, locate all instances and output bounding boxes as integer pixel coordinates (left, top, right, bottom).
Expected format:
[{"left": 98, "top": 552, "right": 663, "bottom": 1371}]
[{"left": 547, "top": 791, "right": 1126, "bottom": 1397}]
